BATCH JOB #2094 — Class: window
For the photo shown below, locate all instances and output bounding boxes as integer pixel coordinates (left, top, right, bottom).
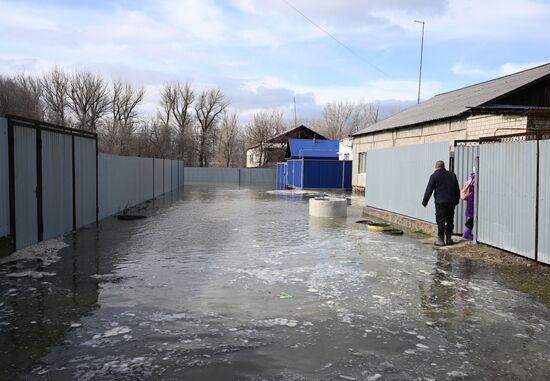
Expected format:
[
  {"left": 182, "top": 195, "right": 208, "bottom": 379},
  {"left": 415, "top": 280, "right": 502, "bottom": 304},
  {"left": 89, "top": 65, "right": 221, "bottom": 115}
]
[{"left": 358, "top": 152, "right": 367, "bottom": 173}]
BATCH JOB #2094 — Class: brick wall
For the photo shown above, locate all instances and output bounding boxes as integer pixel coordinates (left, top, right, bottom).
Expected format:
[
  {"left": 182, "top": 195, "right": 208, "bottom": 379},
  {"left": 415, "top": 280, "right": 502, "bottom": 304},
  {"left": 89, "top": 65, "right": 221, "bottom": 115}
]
[{"left": 465, "top": 114, "right": 528, "bottom": 139}]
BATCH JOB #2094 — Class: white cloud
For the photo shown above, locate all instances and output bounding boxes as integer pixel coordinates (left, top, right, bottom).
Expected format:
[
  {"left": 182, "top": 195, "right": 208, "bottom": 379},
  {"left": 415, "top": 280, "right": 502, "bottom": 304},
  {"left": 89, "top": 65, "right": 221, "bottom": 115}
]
[{"left": 451, "top": 61, "right": 547, "bottom": 78}]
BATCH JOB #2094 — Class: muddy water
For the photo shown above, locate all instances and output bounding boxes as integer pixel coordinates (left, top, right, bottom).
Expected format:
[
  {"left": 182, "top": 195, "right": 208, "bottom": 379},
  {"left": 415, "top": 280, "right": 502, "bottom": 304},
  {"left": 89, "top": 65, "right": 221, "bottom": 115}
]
[{"left": 1, "top": 185, "right": 550, "bottom": 380}]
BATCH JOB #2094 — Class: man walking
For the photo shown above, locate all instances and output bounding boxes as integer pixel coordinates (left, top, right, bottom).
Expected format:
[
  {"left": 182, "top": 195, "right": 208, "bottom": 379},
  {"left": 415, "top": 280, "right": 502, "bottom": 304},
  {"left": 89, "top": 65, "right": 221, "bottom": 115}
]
[{"left": 422, "top": 160, "right": 460, "bottom": 246}]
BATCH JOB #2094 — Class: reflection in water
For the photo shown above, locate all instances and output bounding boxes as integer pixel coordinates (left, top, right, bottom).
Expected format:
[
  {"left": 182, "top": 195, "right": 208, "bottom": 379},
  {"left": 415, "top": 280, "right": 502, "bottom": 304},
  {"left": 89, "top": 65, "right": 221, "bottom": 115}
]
[{"left": 1, "top": 185, "right": 550, "bottom": 380}]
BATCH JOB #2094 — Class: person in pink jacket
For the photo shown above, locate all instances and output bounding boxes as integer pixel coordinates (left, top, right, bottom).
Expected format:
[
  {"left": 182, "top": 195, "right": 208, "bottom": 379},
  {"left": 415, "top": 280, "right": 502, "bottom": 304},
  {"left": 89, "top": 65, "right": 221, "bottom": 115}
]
[{"left": 463, "top": 170, "right": 476, "bottom": 240}]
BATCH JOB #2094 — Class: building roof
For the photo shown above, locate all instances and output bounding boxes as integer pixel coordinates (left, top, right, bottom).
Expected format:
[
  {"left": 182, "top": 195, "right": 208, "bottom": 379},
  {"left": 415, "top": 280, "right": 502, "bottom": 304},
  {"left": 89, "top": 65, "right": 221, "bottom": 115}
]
[
  {"left": 353, "top": 63, "right": 550, "bottom": 136},
  {"left": 286, "top": 138, "right": 339, "bottom": 159},
  {"left": 247, "top": 125, "right": 326, "bottom": 150}
]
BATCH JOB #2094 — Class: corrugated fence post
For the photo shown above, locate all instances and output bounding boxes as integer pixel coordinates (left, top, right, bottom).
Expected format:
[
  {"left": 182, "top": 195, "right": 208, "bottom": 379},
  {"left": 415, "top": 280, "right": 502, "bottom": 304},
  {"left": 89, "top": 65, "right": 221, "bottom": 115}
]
[
  {"left": 7, "top": 118, "right": 16, "bottom": 251},
  {"left": 35, "top": 122, "right": 43, "bottom": 243},
  {"left": 72, "top": 135, "right": 76, "bottom": 231},
  {"left": 95, "top": 136, "right": 99, "bottom": 224}
]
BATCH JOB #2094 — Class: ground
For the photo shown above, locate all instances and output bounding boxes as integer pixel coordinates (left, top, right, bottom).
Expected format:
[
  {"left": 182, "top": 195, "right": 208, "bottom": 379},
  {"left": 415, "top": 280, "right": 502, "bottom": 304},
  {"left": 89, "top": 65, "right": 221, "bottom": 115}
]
[{"left": 1, "top": 185, "right": 550, "bottom": 380}]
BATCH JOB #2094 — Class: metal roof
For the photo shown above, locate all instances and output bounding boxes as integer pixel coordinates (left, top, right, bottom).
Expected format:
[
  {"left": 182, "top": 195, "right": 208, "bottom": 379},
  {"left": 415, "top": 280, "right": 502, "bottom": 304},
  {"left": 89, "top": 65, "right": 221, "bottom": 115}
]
[
  {"left": 286, "top": 138, "right": 339, "bottom": 159},
  {"left": 247, "top": 125, "right": 326, "bottom": 150},
  {"left": 353, "top": 63, "right": 550, "bottom": 136}
]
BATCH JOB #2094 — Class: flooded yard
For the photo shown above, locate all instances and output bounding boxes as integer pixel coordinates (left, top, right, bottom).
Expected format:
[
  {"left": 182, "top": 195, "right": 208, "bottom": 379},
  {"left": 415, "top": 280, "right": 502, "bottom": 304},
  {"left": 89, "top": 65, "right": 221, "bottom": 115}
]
[{"left": 1, "top": 185, "right": 550, "bottom": 380}]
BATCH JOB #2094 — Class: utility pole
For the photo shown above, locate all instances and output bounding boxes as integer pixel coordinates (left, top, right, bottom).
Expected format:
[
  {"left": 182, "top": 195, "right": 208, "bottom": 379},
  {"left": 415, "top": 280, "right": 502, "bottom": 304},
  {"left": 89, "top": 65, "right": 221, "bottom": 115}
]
[{"left": 414, "top": 20, "right": 425, "bottom": 104}]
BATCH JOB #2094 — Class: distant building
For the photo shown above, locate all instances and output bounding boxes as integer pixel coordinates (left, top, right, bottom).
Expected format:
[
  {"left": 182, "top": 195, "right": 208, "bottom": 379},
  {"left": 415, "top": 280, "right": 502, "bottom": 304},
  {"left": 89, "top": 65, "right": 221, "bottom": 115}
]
[
  {"left": 338, "top": 138, "right": 352, "bottom": 161},
  {"left": 351, "top": 63, "right": 550, "bottom": 191},
  {"left": 246, "top": 125, "right": 326, "bottom": 168}
]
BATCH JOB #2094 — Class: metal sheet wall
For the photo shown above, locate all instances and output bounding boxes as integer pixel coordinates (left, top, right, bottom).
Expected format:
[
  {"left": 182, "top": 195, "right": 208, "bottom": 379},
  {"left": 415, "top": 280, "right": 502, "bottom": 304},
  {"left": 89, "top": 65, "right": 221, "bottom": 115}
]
[
  {"left": 453, "top": 145, "right": 479, "bottom": 234},
  {"left": 286, "top": 160, "right": 302, "bottom": 188},
  {"left": 41, "top": 131, "right": 73, "bottom": 240},
  {"left": 184, "top": 167, "right": 239, "bottom": 183},
  {"left": 164, "top": 159, "right": 171, "bottom": 192},
  {"left": 171, "top": 160, "right": 178, "bottom": 190},
  {"left": 366, "top": 142, "right": 450, "bottom": 223},
  {"left": 538, "top": 140, "right": 550, "bottom": 264},
  {"left": 478, "top": 141, "right": 537, "bottom": 259},
  {"left": 302, "top": 160, "right": 351, "bottom": 189},
  {"left": 154, "top": 159, "right": 164, "bottom": 197},
  {"left": 14, "top": 126, "right": 38, "bottom": 249},
  {"left": 276, "top": 163, "right": 286, "bottom": 189},
  {"left": 139, "top": 157, "right": 154, "bottom": 202},
  {"left": 239, "top": 168, "right": 276, "bottom": 186},
  {"left": 181, "top": 161, "right": 184, "bottom": 187},
  {"left": 0, "top": 118, "right": 9, "bottom": 237},
  {"left": 99, "top": 154, "right": 140, "bottom": 219},
  {"left": 74, "top": 137, "right": 97, "bottom": 228}
]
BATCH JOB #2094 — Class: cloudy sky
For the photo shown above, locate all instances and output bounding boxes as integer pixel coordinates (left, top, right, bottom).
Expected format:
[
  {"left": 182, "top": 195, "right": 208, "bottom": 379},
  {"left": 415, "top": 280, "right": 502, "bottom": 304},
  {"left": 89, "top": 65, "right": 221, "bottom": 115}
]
[{"left": 1, "top": 0, "right": 548, "bottom": 120}]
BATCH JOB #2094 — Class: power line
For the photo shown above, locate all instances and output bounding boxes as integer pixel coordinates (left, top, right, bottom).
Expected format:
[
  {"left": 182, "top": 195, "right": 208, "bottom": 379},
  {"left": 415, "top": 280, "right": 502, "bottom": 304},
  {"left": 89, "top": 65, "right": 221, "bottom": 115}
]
[{"left": 281, "top": 0, "right": 387, "bottom": 76}]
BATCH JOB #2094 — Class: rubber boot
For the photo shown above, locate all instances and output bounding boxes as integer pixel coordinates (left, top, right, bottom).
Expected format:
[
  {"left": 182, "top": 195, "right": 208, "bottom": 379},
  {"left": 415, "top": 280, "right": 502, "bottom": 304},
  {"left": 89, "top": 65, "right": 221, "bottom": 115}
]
[
  {"left": 434, "top": 236, "right": 445, "bottom": 246},
  {"left": 446, "top": 235, "right": 455, "bottom": 246}
]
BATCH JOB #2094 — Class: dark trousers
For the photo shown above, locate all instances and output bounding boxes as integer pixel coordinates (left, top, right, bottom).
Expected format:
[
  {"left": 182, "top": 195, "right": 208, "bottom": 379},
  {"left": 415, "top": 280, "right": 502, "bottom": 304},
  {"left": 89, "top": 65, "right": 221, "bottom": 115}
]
[{"left": 435, "top": 203, "right": 455, "bottom": 238}]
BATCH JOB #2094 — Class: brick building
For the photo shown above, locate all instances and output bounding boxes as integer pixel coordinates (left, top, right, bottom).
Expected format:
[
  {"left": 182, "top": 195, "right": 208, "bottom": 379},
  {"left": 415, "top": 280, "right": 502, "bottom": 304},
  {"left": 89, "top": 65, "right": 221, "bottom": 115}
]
[{"left": 351, "top": 63, "right": 550, "bottom": 190}]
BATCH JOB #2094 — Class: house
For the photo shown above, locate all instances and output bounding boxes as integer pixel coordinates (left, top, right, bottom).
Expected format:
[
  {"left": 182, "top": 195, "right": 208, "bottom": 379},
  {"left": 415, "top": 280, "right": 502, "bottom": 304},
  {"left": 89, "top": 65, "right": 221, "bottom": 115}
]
[
  {"left": 351, "top": 63, "right": 550, "bottom": 191},
  {"left": 278, "top": 138, "right": 352, "bottom": 190},
  {"left": 246, "top": 125, "right": 326, "bottom": 168}
]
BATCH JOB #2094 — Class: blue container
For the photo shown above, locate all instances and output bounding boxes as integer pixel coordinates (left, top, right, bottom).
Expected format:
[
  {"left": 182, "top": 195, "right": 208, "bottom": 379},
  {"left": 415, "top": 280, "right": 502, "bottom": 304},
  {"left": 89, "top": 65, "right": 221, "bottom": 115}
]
[
  {"left": 285, "top": 159, "right": 351, "bottom": 189},
  {"left": 276, "top": 163, "right": 287, "bottom": 189}
]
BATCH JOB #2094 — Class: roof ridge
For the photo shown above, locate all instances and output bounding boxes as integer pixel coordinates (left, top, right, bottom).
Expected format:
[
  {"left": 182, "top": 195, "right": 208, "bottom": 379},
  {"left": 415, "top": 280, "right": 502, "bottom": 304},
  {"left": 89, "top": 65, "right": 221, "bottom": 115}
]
[{"left": 434, "top": 62, "right": 550, "bottom": 98}]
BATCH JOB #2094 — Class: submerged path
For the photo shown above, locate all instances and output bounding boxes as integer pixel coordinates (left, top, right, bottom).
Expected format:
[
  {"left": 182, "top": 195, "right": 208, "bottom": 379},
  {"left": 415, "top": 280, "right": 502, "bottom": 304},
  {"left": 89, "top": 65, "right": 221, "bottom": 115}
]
[{"left": 1, "top": 185, "right": 550, "bottom": 380}]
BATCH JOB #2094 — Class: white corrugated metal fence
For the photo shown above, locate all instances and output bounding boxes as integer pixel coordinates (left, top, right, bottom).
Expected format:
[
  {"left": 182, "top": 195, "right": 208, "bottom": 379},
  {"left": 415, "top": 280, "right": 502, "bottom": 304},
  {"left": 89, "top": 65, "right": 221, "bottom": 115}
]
[{"left": 365, "top": 142, "right": 451, "bottom": 223}]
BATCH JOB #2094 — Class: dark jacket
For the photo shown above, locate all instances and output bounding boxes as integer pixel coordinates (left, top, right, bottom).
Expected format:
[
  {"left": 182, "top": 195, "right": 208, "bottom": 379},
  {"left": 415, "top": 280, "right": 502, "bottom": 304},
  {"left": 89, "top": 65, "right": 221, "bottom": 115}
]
[{"left": 422, "top": 168, "right": 460, "bottom": 206}]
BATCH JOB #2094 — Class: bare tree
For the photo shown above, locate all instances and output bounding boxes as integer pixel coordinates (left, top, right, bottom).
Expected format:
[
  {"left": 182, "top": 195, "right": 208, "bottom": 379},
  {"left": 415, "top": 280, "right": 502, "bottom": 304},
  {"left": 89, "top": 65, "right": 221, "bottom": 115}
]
[
  {"left": 160, "top": 82, "right": 195, "bottom": 161},
  {"left": 0, "top": 74, "right": 44, "bottom": 119},
  {"left": 218, "top": 112, "right": 240, "bottom": 167},
  {"left": 106, "top": 80, "right": 145, "bottom": 154},
  {"left": 245, "top": 110, "right": 285, "bottom": 167},
  {"left": 315, "top": 100, "right": 380, "bottom": 139},
  {"left": 0, "top": 76, "right": 21, "bottom": 116},
  {"left": 68, "top": 71, "right": 110, "bottom": 131},
  {"left": 194, "top": 88, "right": 227, "bottom": 167},
  {"left": 41, "top": 67, "right": 70, "bottom": 125},
  {"left": 147, "top": 118, "right": 174, "bottom": 158},
  {"left": 317, "top": 100, "right": 354, "bottom": 139}
]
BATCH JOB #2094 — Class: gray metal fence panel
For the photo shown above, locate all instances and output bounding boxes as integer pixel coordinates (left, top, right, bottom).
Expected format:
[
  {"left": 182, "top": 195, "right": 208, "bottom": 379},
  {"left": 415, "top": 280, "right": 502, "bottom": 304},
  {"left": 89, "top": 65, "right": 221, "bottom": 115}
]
[
  {"left": 0, "top": 118, "right": 9, "bottom": 237},
  {"left": 539, "top": 140, "right": 550, "bottom": 264},
  {"left": 41, "top": 131, "right": 73, "bottom": 240},
  {"left": 239, "top": 168, "right": 276, "bottom": 185},
  {"left": 365, "top": 142, "right": 450, "bottom": 223},
  {"left": 164, "top": 160, "right": 171, "bottom": 192},
  {"left": 98, "top": 154, "right": 141, "bottom": 219},
  {"left": 14, "top": 126, "right": 38, "bottom": 249},
  {"left": 139, "top": 157, "right": 154, "bottom": 202},
  {"left": 154, "top": 158, "right": 163, "bottom": 197},
  {"left": 478, "top": 141, "right": 537, "bottom": 259},
  {"left": 171, "top": 160, "right": 178, "bottom": 190},
  {"left": 179, "top": 161, "right": 185, "bottom": 187},
  {"left": 184, "top": 167, "right": 240, "bottom": 183},
  {"left": 74, "top": 137, "right": 97, "bottom": 228},
  {"left": 454, "top": 145, "right": 479, "bottom": 235}
]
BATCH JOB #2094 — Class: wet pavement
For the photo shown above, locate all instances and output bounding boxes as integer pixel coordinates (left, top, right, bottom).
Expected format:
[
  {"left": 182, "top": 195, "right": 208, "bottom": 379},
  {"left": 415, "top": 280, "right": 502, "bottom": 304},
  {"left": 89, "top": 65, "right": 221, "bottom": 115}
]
[{"left": 1, "top": 185, "right": 550, "bottom": 380}]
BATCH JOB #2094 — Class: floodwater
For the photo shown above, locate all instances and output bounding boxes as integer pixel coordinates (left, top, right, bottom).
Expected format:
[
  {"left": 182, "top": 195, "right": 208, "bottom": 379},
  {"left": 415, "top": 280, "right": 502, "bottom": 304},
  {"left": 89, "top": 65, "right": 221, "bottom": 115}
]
[{"left": 1, "top": 185, "right": 550, "bottom": 380}]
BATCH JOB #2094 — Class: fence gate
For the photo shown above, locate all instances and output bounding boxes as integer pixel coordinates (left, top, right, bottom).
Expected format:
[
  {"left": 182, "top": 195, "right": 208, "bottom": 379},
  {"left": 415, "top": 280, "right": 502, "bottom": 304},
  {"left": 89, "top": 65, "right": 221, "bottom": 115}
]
[
  {"left": 452, "top": 142, "right": 479, "bottom": 235},
  {"left": 6, "top": 115, "right": 97, "bottom": 251}
]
